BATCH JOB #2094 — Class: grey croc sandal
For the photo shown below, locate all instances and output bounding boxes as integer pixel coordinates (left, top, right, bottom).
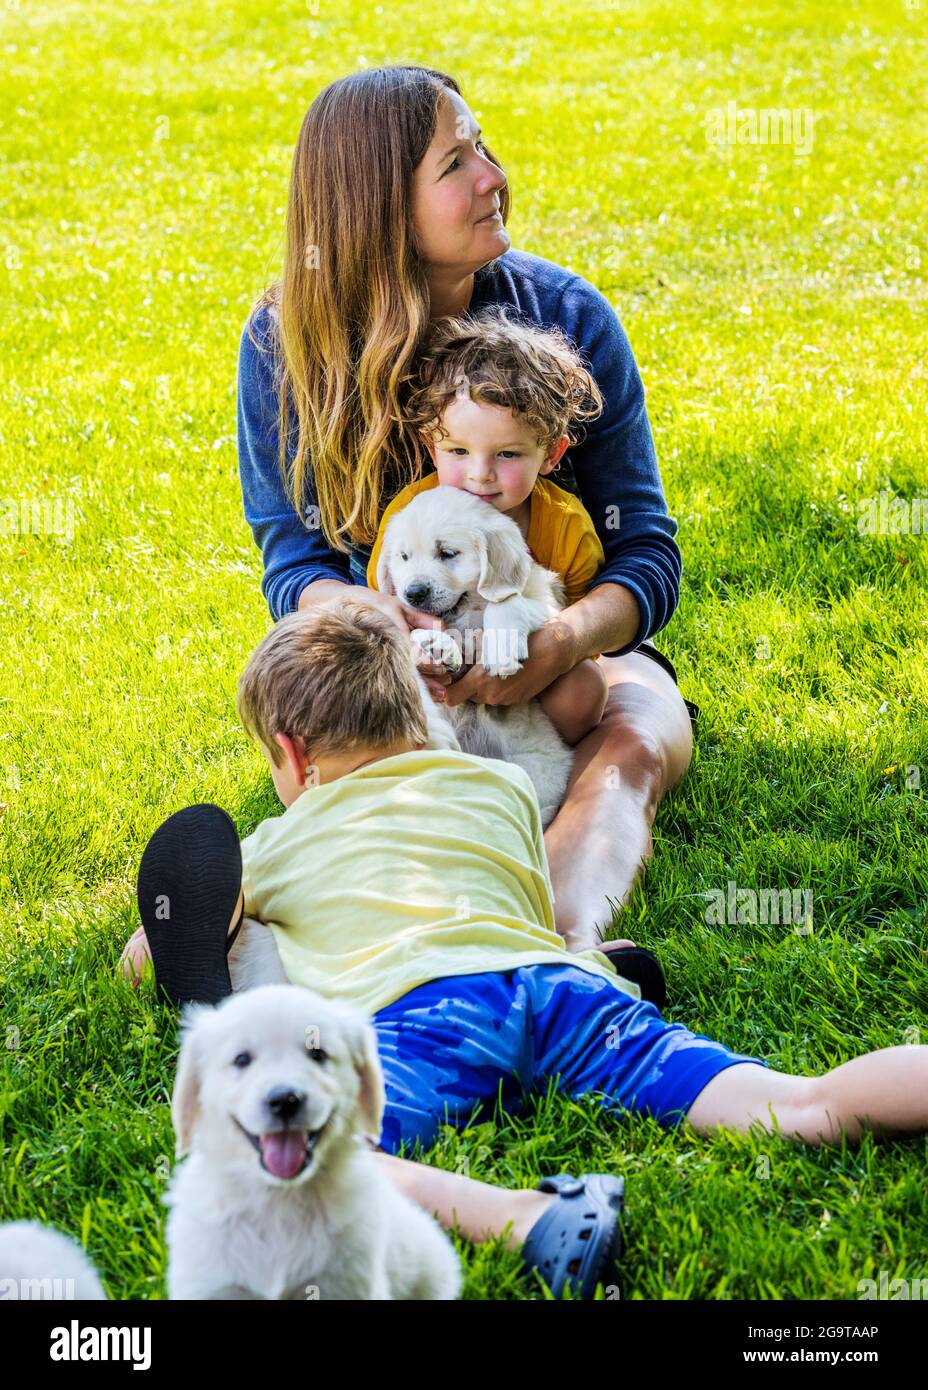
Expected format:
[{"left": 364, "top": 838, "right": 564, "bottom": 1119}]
[{"left": 520, "top": 1172, "right": 625, "bottom": 1299}]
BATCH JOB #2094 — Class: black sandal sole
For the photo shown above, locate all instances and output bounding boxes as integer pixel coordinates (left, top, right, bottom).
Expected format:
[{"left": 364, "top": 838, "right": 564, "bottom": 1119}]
[{"left": 136, "top": 803, "right": 243, "bottom": 1008}]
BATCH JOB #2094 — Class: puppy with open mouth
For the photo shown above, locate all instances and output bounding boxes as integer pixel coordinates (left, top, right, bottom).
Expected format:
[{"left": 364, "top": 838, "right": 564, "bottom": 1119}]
[{"left": 165, "top": 984, "right": 461, "bottom": 1300}]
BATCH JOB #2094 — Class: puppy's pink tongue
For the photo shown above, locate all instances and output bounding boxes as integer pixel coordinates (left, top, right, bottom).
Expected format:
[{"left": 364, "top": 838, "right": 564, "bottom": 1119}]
[{"left": 260, "top": 1131, "right": 308, "bottom": 1179}]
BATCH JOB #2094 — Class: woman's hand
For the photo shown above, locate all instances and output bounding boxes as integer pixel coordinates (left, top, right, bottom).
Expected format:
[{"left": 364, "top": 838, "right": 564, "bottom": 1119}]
[
  {"left": 443, "top": 620, "right": 577, "bottom": 709},
  {"left": 336, "top": 586, "right": 454, "bottom": 702}
]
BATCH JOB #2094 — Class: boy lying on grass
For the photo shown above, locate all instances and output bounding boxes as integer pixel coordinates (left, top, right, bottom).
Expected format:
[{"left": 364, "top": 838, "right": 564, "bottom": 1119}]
[{"left": 122, "top": 601, "right": 928, "bottom": 1298}]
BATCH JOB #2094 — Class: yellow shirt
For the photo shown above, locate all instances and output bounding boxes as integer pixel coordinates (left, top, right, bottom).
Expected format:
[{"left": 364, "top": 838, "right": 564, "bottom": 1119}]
[
  {"left": 239, "top": 748, "right": 639, "bottom": 1018},
  {"left": 366, "top": 473, "right": 605, "bottom": 608}
]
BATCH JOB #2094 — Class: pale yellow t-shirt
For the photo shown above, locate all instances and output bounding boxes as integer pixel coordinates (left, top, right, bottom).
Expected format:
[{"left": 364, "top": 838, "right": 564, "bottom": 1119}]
[{"left": 239, "top": 748, "right": 639, "bottom": 1017}]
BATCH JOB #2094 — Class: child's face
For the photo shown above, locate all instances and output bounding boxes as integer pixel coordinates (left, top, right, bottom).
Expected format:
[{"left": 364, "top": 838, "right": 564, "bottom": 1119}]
[{"left": 425, "top": 395, "right": 568, "bottom": 517}]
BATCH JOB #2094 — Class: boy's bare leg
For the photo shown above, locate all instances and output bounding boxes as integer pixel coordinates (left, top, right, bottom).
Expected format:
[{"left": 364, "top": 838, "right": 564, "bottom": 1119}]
[
  {"left": 685, "top": 1048, "right": 928, "bottom": 1144},
  {"left": 120, "top": 887, "right": 246, "bottom": 986},
  {"left": 373, "top": 1151, "right": 556, "bottom": 1248},
  {"left": 537, "top": 659, "right": 609, "bottom": 747}
]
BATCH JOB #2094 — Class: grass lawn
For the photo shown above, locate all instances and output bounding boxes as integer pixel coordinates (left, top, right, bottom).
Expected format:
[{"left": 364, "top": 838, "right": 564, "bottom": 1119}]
[{"left": 1, "top": 0, "right": 925, "bottom": 1299}]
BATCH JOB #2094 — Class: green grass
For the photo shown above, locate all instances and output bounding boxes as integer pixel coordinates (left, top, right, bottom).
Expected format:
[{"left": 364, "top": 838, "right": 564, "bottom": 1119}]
[{"left": 1, "top": 0, "right": 926, "bottom": 1299}]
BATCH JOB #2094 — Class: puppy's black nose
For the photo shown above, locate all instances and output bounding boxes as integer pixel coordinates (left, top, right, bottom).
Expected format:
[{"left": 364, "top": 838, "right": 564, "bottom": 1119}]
[
  {"left": 405, "top": 582, "right": 431, "bottom": 609},
  {"left": 265, "top": 1087, "right": 306, "bottom": 1122}
]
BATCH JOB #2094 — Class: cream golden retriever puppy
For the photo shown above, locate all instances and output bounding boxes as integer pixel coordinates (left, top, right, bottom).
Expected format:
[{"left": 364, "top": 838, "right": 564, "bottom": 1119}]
[
  {"left": 164, "top": 984, "right": 461, "bottom": 1301},
  {"left": 376, "top": 484, "right": 574, "bottom": 826},
  {"left": 0, "top": 1222, "right": 106, "bottom": 1299}
]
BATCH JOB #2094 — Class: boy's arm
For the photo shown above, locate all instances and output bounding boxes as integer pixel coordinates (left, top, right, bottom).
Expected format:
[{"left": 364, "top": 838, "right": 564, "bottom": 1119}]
[
  {"left": 559, "top": 526, "right": 607, "bottom": 665},
  {"left": 517, "top": 774, "right": 559, "bottom": 935},
  {"left": 239, "top": 829, "right": 260, "bottom": 920}
]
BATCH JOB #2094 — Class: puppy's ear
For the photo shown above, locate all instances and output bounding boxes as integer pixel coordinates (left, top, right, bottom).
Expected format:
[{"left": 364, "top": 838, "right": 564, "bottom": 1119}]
[
  {"left": 351, "top": 1021, "right": 387, "bottom": 1145},
  {"left": 375, "top": 539, "right": 397, "bottom": 598},
  {"left": 476, "top": 521, "right": 532, "bottom": 603},
  {"left": 171, "top": 1004, "right": 213, "bottom": 1158},
  {"left": 330, "top": 1007, "right": 386, "bottom": 1145}
]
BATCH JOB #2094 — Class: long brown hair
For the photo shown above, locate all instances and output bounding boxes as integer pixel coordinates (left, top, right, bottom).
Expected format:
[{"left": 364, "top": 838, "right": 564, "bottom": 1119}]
[{"left": 248, "top": 65, "right": 511, "bottom": 553}]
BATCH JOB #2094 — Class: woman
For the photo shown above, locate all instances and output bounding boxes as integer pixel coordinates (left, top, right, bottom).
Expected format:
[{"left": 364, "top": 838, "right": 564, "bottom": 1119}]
[{"left": 238, "top": 64, "right": 695, "bottom": 958}]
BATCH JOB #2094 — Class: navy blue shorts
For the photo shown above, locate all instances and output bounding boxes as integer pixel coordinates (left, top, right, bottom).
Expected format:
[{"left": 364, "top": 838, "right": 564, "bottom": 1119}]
[{"left": 371, "top": 963, "right": 764, "bottom": 1154}]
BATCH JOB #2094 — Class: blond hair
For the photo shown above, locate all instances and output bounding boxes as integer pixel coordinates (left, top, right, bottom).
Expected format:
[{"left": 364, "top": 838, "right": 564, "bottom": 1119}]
[
  {"left": 237, "top": 602, "right": 428, "bottom": 766},
  {"left": 247, "top": 65, "right": 511, "bottom": 553},
  {"left": 405, "top": 305, "right": 604, "bottom": 454}
]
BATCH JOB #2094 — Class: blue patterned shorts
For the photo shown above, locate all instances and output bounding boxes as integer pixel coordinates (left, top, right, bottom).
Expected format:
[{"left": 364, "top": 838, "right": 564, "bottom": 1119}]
[{"left": 371, "top": 963, "right": 764, "bottom": 1154}]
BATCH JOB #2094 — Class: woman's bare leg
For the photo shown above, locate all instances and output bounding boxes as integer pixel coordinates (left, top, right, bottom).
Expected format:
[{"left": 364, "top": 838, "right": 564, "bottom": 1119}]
[
  {"left": 685, "top": 1048, "right": 928, "bottom": 1144},
  {"left": 544, "top": 650, "right": 693, "bottom": 952}
]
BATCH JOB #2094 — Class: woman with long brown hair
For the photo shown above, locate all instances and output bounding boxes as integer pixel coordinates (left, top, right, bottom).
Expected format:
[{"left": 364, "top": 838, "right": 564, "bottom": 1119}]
[{"left": 239, "top": 64, "right": 694, "bottom": 955}]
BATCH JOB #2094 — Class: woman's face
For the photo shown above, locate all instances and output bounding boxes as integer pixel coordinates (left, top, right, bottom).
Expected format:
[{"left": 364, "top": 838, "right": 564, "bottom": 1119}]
[{"left": 411, "top": 90, "right": 509, "bottom": 274}]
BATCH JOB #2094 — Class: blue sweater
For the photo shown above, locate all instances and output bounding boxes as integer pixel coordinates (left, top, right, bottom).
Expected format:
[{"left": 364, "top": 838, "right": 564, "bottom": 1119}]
[{"left": 236, "top": 247, "right": 680, "bottom": 654}]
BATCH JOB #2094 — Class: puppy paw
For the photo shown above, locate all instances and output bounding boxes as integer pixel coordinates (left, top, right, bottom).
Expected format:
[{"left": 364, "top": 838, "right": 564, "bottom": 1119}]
[
  {"left": 480, "top": 629, "right": 526, "bottom": 679},
  {"left": 410, "top": 628, "right": 463, "bottom": 673}
]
